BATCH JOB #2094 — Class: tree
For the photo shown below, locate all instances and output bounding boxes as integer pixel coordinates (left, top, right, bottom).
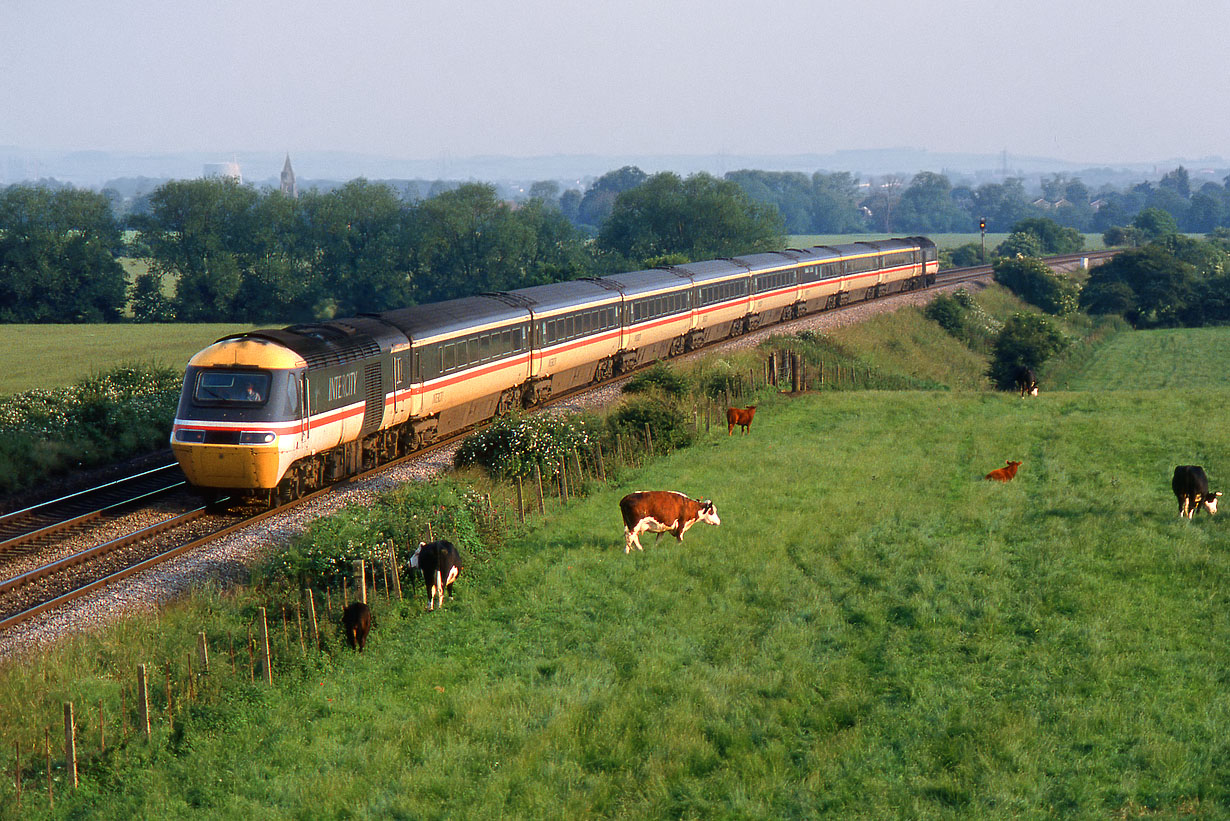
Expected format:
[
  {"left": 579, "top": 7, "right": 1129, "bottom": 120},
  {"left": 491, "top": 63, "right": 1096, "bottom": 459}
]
[
  {"left": 989, "top": 313, "right": 1068, "bottom": 389},
  {"left": 596, "top": 172, "right": 784, "bottom": 268},
  {"left": 993, "top": 256, "right": 1080, "bottom": 315},
  {"left": 1007, "top": 217, "right": 1085, "bottom": 254},
  {"left": 301, "top": 179, "right": 413, "bottom": 316},
  {"left": 810, "top": 172, "right": 867, "bottom": 233},
  {"left": 1131, "top": 207, "right": 1180, "bottom": 243},
  {"left": 0, "top": 185, "right": 128, "bottom": 322},
  {"left": 136, "top": 178, "right": 259, "bottom": 321},
  {"left": 527, "top": 180, "right": 561, "bottom": 205},
  {"left": 1078, "top": 245, "right": 1197, "bottom": 327},
  {"left": 409, "top": 182, "right": 589, "bottom": 302},
  {"left": 994, "top": 231, "right": 1044, "bottom": 259},
  {"left": 575, "top": 166, "right": 647, "bottom": 228},
  {"left": 893, "top": 172, "right": 968, "bottom": 232}
]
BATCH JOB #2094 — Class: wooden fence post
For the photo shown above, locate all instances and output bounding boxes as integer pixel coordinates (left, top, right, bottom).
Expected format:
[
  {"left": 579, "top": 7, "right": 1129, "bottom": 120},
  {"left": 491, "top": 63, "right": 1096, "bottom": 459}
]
[
  {"left": 516, "top": 475, "right": 525, "bottom": 522},
  {"left": 137, "top": 664, "right": 150, "bottom": 740},
  {"left": 306, "top": 589, "right": 320, "bottom": 648},
  {"left": 388, "top": 544, "right": 403, "bottom": 601},
  {"left": 596, "top": 445, "right": 606, "bottom": 482},
  {"left": 258, "top": 608, "right": 273, "bottom": 685},
  {"left": 296, "top": 599, "right": 306, "bottom": 653},
  {"left": 352, "top": 560, "right": 367, "bottom": 605},
  {"left": 197, "top": 632, "right": 210, "bottom": 676},
  {"left": 164, "top": 661, "right": 173, "bottom": 731},
  {"left": 63, "top": 703, "right": 77, "bottom": 789},
  {"left": 533, "top": 464, "right": 545, "bottom": 513},
  {"left": 44, "top": 727, "right": 52, "bottom": 809},
  {"left": 644, "top": 423, "right": 654, "bottom": 457}
]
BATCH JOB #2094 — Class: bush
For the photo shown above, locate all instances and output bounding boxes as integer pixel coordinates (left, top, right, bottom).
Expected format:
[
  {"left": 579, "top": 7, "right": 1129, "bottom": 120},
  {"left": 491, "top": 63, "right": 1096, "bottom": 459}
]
[
  {"left": 263, "top": 480, "right": 491, "bottom": 586},
  {"left": 0, "top": 364, "right": 182, "bottom": 495},
  {"left": 988, "top": 312, "right": 1069, "bottom": 389},
  {"left": 453, "top": 411, "right": 601, "bottom": 479},
  {"left": 993, "top": 257, "right": 1081, "bottom": 315},
  {"left": 621, "top": 362, "right": 689, "bottom": 398},
  {"left": 606, "top": 396, "right": 694, "bottom": 454},
  {"left": 923, "top": 288, "right": 1002, "bottom": 353}
]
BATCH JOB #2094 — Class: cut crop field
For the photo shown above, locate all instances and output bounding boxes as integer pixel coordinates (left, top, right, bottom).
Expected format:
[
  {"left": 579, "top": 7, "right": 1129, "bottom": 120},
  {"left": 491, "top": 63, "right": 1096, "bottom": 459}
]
[
  {"left": 0, "top": 323, "right": 260, "bottom": 395},
  {"left": 1063, "top": 326, "right": 1230, "bottom": 391}
]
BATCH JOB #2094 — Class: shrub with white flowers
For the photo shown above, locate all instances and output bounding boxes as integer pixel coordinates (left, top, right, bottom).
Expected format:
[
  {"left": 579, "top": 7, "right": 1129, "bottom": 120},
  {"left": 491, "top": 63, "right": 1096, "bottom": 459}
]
[{"left": 453, "top": 411, "right": 601, "bottom": 479}]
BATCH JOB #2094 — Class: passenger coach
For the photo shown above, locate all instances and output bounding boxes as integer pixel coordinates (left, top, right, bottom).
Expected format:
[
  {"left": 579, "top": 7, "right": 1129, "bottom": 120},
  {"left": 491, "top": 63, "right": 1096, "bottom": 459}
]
[{"left": 171, "top": 237, "right": 937, "bottom": 503}]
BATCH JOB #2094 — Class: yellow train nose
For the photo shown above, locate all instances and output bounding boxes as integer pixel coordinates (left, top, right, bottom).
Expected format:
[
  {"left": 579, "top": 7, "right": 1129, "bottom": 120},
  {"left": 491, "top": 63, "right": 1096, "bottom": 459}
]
[{"left": 171, "top": 443, "right": 283, "bottom": 490}]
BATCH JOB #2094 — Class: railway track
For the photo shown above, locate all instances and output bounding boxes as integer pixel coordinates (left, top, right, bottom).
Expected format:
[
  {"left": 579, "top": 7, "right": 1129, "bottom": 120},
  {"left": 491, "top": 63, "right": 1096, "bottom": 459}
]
[
  {"left": 0, "top": 249, "right": 1115, "bottom": 634},
  {"left": 0, "top": 462, "right": 188, "bottom": 556}
]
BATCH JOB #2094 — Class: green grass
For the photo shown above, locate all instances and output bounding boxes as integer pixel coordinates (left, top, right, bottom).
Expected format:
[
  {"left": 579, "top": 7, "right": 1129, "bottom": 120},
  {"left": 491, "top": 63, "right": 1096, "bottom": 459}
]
[
  {"left": 3, "top": 314, "right": 1229, "bottom": 818},
  {"left": 4, "top": 386, "right": 1228, "bottom": 817},
  {"left": 1063, "top": 327, "right": 1230, "bottom": 391},
  {"left": 0, "top": 324, "right": 262, "bottom": 396}
]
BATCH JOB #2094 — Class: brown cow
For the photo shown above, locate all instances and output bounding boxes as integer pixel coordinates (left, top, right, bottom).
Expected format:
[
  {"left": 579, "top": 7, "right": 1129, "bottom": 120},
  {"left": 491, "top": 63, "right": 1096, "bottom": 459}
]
[
  {"left": 726, "top": 406, "right": 757, "bottom": 435},
  {"left": 342, "top": 601, "right": 372, "bottom": 651},
  {"left": 619, "top": 491, "right": 720, "bottom": 553},
  {"left": 984, "top": 460, "right": 1022, "bottom": 482}
]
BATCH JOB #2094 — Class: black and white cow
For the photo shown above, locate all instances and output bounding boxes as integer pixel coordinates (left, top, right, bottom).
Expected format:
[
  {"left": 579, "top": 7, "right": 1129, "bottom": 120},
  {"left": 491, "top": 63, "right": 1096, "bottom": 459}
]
[
  {"left": 1172, "top": 465, "right": 1222, "bottom": 518},
  {"left": 1014, "top": 366, "right": 1038, "bottom": 397},
  {"left": 410, "top": 540, "right": 462, "bottom": 610}
]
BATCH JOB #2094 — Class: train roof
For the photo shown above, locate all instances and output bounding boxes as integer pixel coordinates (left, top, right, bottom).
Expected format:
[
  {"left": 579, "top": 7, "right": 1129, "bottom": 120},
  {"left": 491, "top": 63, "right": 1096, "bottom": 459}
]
[
  {"left": 221, "top": 324, "right": 383, "bottom": 369},
  {"left": 668, "top": 257, "right": 748, "bottom": 283},
  {"left": 730, "top": 249, "right": 825, "bottom": 271},
  {"left": 376, "top": 295, "right": 529, "bottom": 343},
  {"left": 500, "top": 279, "right": 621, "bottom": 315},
  {"left": 593, "top": 268, "right": 691, "bottom": 297}
]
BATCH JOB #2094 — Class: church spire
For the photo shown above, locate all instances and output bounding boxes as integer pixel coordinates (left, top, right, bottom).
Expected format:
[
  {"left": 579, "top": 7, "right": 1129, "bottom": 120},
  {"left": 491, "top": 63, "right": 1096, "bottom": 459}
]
[{"left": 280, "top": 154, "right": 298, "bottom": 198}]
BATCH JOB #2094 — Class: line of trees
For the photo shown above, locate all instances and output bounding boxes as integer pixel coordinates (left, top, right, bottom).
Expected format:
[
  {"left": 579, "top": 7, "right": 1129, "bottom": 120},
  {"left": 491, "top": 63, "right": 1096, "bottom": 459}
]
[
  {"left": 2, "top": 173, "right": 783, "bottom": 324},
  {"left": 8, "top": 158, "right": 1230, "bottom": 325}
]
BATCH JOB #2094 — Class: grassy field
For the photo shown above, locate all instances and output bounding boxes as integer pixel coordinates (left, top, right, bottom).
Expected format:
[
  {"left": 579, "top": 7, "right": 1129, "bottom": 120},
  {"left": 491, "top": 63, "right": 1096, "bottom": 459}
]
[
  {"left": 3, "top": 321, "right": 1229, "bottom": 817},
  {"left": 1063, "top": 326, "right": 1230, "bottom": 391},
  {"left": 0, "top": 324, "right": 261, "bottom": 395}
]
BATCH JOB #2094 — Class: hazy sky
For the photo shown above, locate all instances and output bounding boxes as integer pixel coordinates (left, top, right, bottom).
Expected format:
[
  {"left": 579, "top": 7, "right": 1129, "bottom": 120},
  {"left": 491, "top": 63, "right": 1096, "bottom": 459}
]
[{"left": 4, "top": 0, "right": 1228, "bottom": 164}]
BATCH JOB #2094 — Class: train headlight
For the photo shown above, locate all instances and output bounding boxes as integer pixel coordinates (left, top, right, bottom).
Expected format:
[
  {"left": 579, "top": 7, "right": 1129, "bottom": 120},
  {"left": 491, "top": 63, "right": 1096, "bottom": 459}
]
[
  {"left": 175, "top": 429, "right": 206, "bottom": 443},
  {"left": 239, "top": 431, "right": 277, "bottom": 445}
]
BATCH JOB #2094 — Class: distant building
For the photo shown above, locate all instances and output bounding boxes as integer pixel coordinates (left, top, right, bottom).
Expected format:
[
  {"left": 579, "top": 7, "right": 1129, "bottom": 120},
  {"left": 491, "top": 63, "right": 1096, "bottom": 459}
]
[
  {"left": 203, "top": 161, "right": 242, "bottom": 183},
  {"left": 280, "top": 154, "right": 298, "bottom": 198}
]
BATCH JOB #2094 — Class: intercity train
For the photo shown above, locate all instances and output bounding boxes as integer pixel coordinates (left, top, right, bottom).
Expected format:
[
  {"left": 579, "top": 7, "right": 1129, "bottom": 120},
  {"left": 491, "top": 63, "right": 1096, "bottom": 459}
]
[{"left": 171, "top": 237, "right": 937, "bottom": 504}]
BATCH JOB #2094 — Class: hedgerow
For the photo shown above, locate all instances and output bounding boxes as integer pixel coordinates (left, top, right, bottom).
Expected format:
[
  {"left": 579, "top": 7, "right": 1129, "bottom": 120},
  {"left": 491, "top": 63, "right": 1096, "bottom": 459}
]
[
  {"left": 452, "top": 411, "right": 602, "bottom": 479},
  {"left": 0, "top": 364, "right": 182, "bottom": 496}
]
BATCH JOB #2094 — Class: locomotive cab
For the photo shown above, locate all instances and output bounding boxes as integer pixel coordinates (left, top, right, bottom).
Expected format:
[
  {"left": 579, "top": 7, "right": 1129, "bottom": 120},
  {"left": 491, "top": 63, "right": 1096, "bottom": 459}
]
[{"left": 171, "top": 337, "right": 309, "bottom": 493}]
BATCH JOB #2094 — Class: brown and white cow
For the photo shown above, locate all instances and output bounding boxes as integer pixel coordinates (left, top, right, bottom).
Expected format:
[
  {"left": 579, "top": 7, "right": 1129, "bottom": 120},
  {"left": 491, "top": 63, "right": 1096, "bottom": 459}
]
[
  {"left": 619, "top": 491, "right": 720, "bottom": 553},
  {"left": 726, "top": 406, "right": 757, "bottom": 435},
  {"left": 1172, "top": 465, "right": 1221, "bottom": 518}
]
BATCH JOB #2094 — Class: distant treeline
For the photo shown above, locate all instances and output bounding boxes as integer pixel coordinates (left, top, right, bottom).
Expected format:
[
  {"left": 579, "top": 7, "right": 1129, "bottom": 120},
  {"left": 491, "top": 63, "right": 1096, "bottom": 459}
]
[{"left": 3, "top": 162, "right": 1229, "bottom": 324}]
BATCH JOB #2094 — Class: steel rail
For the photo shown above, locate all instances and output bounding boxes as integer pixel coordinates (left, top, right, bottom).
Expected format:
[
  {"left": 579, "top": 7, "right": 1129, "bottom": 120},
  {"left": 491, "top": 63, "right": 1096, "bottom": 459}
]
[
  {"left": 0, "top": 483, "right": 190, "bottom": 555},
  {"left": 0, "top": 462, "right": 182, "bottom": 527}
]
